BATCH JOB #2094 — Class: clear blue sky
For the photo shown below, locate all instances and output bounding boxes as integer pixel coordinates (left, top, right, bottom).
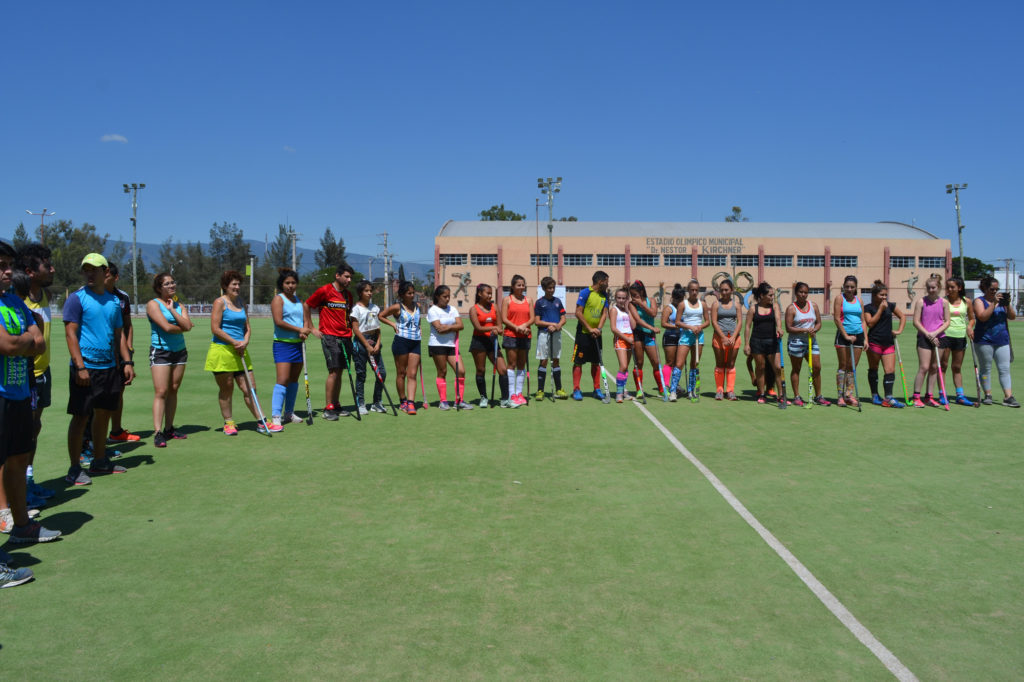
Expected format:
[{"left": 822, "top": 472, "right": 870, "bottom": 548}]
[{"left": 3, "top": 0, "right": 1021, "bottom": 268}]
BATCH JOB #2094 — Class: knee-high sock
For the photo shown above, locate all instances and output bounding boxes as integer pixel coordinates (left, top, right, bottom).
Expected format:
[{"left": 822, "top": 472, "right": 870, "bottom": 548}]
[
  {"left": 538, "top": 366, "right": 547, "bottom": 391},
  {"left": 285, "top": 382, "right": 298, "bottom": 413},
  {"left": 662, "top": 365, "right": 671, "bottom": 388},
  {"left": 616, "top": 371, "right": 627, "bottom": 393},
  {"left": 507, "top": 369, "right": 516, "bottom": 395},
  {"left": 868, "top": 369, "right": 879, "bottom": 395},
  {"left": 726, "top": 367, "right": 736, "bottom": 392},
  {"left": 457, "top": 377, "right": 465, "bottom": 403},
  {"left": 846, "top": 372, "right": 856, "bottom": 398},
  {"left": 573, "top": 365, "right": 582, "bottom": 390},
  {"left": 499, "top": 374, "right": 510, "bottom": 400},
  {"left": 552, "top": 366, "right": 562, "bottom": 390},
  {"left": 476, "top": 373, "right": 487, "bottom": 398},
  {"left": 591, "top": 364, "right": 600, "bottom": 389},
  {"left": 670, "top": 367, "right": 682, "bottom": 393},
  {"left": 714, "top": 367, "right": 725, "bottom": 392},
  {"left": 436, "top": 378, "right": 448, "bottom": 402},
  {"left": 883, "top": 373, "right": 895, "bottom": 399},
  {"left": 632, "top": 368, "right": 642, "bottom": 391},
  {"left": 836, "top": 371, "right": 846, "bottom": 397},
  {"left": 272, "top": 384, "right": 287, "bottom": 417},
  {"left": 652, "top": 366, "right": 664, "bottom": 392}
]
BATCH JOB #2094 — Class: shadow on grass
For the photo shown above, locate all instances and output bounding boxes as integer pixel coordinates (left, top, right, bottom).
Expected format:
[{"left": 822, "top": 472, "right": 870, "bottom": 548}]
[{"left": 32, "top": 510, "right": 93, "bottom": 538}]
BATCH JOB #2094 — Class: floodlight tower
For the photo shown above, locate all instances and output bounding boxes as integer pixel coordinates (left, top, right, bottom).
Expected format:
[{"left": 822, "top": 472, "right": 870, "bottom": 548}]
[
  {"left": 25, "top": 208, "right": 55, "bottom": 241},
  {"left": 945, "top": 183, "right": 967, "bottom": 280},
  {"left": 123, "top": 182, "right": 146, "bottom": 307},
  {"left": 537, "top": 176, "right": 562, "bottom": 279}
]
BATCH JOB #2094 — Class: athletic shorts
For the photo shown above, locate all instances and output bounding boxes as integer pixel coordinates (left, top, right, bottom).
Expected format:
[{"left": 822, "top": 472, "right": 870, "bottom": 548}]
[
  {"left": 680, "top": 330, "right": 704, "bottom": 346},
  {"left": 662, "top": 330, "right": 680, "bottom": 348},
  {"left": 205, "top": 343, "right": 253, "bottom": 373},
  {"left": 0, "top": 395, "right": 33, "bottom": 463},
  {"left": 941, "top": 336, "right": 967, "bottom": 351},
  {"left": 428, "top": 345, "right": 455, "bottom": 357},
  {"left": 634, "top": 329, "right": 657, "bottom": 347},
  {"left": 470, "top": 335, "right": 496, "bottom": 354},
  {"left": 834, "top": 331, "right": 865, "bottom": 349},
  {"left": 67, "top": 366, "right": 123, "bottom": 416},
  {"left": 502, "top": 336, "right": 531, "bottom": 351},
  {"left": 321, "top": 334, "right": 354, "bottom": 370},
  {"left": 613, "top": 334, "right": 635, "bottom": 350},
  {"left": 787, "top": 336, "right": 821, "bottom": 358},
  {"left": 150, "top": 347, "right": 189, "bottom": 366},
  {"left": 31, "top": 367, "right": 52, "bottom": 410},
  {"left": 712, "top": 336, "right": 741, "bottom": 351},
  {"left": 572, "top": 328, "right": 602, "bottom": 365},
  {"left": 535, "top": 329, "right": 562, "bottom": 360},
  {"left": 749, "top": 336, "right": 778, "bottom": 356},
  {"left": 867, "top": 342, "right": 895, "bottom": 355},
  {"left": 272, "top": 340, "right": 303, "bottom": 364},
  {"left": 392, "top": 335, "right": 421, "bottom": 356},
  {"left": 917, "top": 332, "right": 942, "bottom": 350}
]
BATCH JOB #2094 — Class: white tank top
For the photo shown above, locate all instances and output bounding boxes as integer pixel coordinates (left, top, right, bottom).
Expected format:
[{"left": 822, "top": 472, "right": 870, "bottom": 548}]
[
  {"left": 790, "top": 301, "right": 815, "bottom": 341},
  {"left": 681, "top": 299, "right": 704, "bottom": 327},
  {"left": 613, "top": 306, "right": 633, "bottom": 335}
]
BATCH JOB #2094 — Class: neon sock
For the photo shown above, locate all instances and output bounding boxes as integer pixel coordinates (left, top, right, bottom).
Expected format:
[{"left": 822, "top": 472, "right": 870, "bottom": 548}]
[
  {"left": 955, "top": 387, "right": 964, "bottom": 396},
  {"left": 591, "top": 364, "right": 600, "bottom": 389},
  {"left": 616, "top": 371, "right": 627, "bottom": 393},
  {"left": 476, "top": 374, "right": 486, "bottom": 398},
  {"left": 272, "top": 384, "right": 286, "bottom": 417},
  {"left": 552, "top": 366, "right": 562, "bottom": 390},
  {"left": 726, "top": 368, "right": 736, "bottom": 392},
  {"left": 499, "top": 375, "right": 510, "bottom": 400},
  {"left": 538, "top": 366, "right": 547, "bottom": 391},
  {"left": 714, "top": 367, "right": 725, "bottom": 391},
  {"left": 457, "top": 377, "right": 465, "bottom": 403},
  {"left": 436, "top": 378, "right": 447, "bottom": 402},
  {"left": 285, "top": 382, "right": 298, "bottom": 413},
  {"left": 572, "top": 365, "right": 582, "bottom": 390},
  {"left": 652, "top": 367, "right": 664, "bottom": 392},
  {"left": 662, "top": 365, "right": 671, "bottom": 387},
  {"left": 632, "top": 368, "right": 641, "bottom": 391}
]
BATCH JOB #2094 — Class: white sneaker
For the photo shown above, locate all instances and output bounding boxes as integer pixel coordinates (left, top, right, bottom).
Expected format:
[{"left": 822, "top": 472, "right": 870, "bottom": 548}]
[
  {"left": 0, "top": 508, "right": 12, "bottom": 534},
  {"left": 358, "top": 405, "right": 369, "bottom": 416},
  {"left": 669, "top": 391, "right": 677, "bottom": 402},
  {"left": 478, "top": 397, "right": 489, "bottom": 409},
  {"left": 284, "top": 412, "right": 304, "bottom": 424},
  {"left": 369, "top": 402, "right": 387, "bottom": 414}
]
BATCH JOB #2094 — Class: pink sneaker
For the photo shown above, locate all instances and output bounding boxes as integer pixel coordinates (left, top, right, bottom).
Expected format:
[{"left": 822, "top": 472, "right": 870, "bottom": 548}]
[{"left": 514, "top": 394, "right": 527, "bottom": 406}]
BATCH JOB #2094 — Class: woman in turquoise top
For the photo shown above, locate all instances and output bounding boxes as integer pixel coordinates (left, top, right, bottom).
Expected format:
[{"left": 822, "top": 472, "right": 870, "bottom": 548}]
[
  {"left": 832, "top": 275, "right": 866, "bottom": 406},
  {"left": 204, "top": 270, "right": 263, "bottom": 435},
  {"left": 146, "top": 272, "right": 193, "bottom": 447},
  {"left": 269, "top": 268, "right": 312, "bottom": 429}
]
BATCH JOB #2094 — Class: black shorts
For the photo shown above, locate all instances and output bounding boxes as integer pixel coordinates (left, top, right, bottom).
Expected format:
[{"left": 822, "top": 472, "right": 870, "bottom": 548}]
[
  {"left": 428, "top": 345, "right": 455, "bottom": 357},
  {"left": 917, "top": 332, "right": 941, "bottom": 350},
  {"left": 321, "top": 334, "right": 354, "bottom": 371},
  {"left": 940, "top": 336, "right": 967, "bottom": 351},
  {"left": 31, "top": 367, "right": 52, "bottom": 410},
  {"left": 572, "top": 328, "right": 602, "bottom": 365},
  {"left": 67, "top": 366, "right": 123, "bottom": 416},
  {"left": 0, "top": 395, "right": 33, "bottom": 464},
  {"left": 834, "top": 331, "right": 865, "bottom": 349},
  {"left": 470, "top": 335, "right": 497, "bottom": 354},
  {"left": 662, "top": 330, "right": 681, "bottom": 348},
  {"left": 749, "top": 336, "right": 778, "bottom": 356},
  {"left": 150, "top": 347, "right": 189, "bottom": 366},
  {"left": 391, "top": 335, "right": 421, "bottom": 356},
  {"left": 501, "top": 336, "right": 531, "bottom": 351}
]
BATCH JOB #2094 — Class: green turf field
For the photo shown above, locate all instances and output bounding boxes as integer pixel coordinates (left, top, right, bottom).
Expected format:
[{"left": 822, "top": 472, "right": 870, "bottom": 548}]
[{"left": 3, "top": 319, "right": 1022, "bottom": 680}]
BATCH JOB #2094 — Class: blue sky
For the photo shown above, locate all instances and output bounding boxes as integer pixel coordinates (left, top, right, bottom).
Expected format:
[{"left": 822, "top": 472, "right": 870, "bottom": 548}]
[{"left": 3, "top": 0, "right": 1022, "bottom": 268}]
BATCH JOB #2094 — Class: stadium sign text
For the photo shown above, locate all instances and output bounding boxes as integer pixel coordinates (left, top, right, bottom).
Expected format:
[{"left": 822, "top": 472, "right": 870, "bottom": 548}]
[{"left": 645, "top": 237, "right": 745, "bottom": 255}]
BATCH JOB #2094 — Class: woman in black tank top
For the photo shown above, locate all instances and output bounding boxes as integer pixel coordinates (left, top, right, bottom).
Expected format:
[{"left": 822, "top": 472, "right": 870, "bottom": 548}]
[{"left": 742, "top": 282, "right": 787, "bottom": 407}]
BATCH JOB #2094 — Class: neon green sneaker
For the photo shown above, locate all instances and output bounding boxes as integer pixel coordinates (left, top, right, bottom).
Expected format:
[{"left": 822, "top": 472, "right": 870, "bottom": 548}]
[{"left": 534, "top": 390, "right": 545, "bottom": 401}]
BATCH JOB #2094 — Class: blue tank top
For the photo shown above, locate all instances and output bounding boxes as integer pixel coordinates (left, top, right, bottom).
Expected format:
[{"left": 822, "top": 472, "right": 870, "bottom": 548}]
[
  {"left": 975, "top": 298, "right": 1010, "bottom": 346},
  {"left": 274, "top": 293, "right": 304, "bottom": 342},
  {"left": 636, "top": 297, "right": 655, "bottom": 332},
  {"left": 150, "top": 300, "right": 186, "bottom": 352},
  {"left": 214, "top": 299, "right": 247, "bottom": 344},
  {"left": 841, "top": 295, "right": 863, "bottom": 335},
  {"left": 396, "top": 305, "right": 421, "bottom": 341}
]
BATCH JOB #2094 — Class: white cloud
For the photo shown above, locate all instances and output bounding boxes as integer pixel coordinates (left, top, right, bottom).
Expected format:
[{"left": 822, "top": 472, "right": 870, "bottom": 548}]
[
  {"left": 101, "top": 134, "right": 128, "bottom": 143},
  {"left": 283, "top": 145, "right": 296, "bottom": 153}
]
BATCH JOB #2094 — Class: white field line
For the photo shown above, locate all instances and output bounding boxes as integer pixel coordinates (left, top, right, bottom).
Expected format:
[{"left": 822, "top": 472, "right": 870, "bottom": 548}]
[{"left": 633, "top": 402, "right": 919, "bottom": 682}]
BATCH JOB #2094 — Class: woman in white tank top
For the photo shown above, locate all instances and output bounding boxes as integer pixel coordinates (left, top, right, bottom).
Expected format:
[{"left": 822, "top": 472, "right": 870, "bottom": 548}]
[
  {"left": 784, "top": 282, "right": 827, "bottom": 406},
  {"left": 670, "top": 280, "right": 709, "bottom": 400}
]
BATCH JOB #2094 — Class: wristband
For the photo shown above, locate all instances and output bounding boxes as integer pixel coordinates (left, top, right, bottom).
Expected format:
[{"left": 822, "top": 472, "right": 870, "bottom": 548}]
[
  {"left": 75, "top": 365, "right": 87, "bottom": 372},
  {"left": 121, "top": 360, "right": 135, "bottom": 367}
]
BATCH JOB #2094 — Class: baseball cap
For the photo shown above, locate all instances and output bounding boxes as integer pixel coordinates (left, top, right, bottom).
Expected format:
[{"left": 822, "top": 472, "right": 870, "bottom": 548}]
[{"left": 81, "top": 253, "right": 109, "bottom": 269}]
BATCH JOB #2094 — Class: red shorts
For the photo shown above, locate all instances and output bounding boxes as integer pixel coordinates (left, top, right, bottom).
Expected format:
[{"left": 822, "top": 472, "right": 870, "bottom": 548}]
[{"left": 867, "top": 341, "right": 894, "bottom": 355}]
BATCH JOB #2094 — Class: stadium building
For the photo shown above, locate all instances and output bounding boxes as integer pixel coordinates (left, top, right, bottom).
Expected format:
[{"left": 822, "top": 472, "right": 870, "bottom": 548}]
[{"left": 434, "top": 221, "right": 952, "bottom": 314}]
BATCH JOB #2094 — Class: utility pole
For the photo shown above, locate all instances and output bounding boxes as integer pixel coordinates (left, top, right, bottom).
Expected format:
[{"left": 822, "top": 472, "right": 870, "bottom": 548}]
[
  {"left": 122, "top": 183, "right": 146, "bottom": 308},
  {"left": 945, "top": 183, "right": 968, "bottom": 280},
  {"left": 537, "top": 177, "right": 562, "bottom": 280},
  {"left": 288, "top": 225, "right": 301, "bottom": 271},
  {"left": 25, "top": 208, "right": 55, "bottom": 241},
  {"left": 377, "top": 232, "right": 393, "bottom": 307}
]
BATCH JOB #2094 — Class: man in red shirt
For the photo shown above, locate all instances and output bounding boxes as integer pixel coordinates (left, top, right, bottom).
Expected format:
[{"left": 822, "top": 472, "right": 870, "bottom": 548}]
[{"left": 304, "top": 263, "right": 355, "bottom": 420}]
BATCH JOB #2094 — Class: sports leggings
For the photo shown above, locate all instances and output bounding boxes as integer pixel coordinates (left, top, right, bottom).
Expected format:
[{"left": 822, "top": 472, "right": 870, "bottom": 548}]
[{"left": 976, "top": 343, "right": 1011, "bottom": 392}]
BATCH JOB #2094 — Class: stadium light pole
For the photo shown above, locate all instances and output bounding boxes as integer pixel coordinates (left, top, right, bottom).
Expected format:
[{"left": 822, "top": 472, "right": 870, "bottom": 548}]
[
  {"left": 537, "top": 176, "right": 562, "bottom": 279},
  {"left": 123, "top": 182, "right": 146, "bottom": 307},
  {"left": 945, "top": 183, "right": 967, "bottom": 280},
  {"left": 25, "top": 209, "right": 55, "bottom": 241}
]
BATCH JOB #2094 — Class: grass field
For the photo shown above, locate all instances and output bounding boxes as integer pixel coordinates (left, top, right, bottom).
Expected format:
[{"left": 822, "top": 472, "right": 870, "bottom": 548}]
[{"left": 3, "top": 319, "right": 1023, "bottom": 680}]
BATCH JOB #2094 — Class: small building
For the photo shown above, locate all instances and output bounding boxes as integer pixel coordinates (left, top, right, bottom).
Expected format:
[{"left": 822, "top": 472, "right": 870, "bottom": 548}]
[{"left": 434, "top": 220, "right": 952, "bottom": 313}]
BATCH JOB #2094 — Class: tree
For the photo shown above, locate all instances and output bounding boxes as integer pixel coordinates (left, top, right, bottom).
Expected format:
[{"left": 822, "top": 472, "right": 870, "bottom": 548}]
[
  {"left": 208, "top": 221, "right": 251, "bottom": 272},
  {"left": 960, "top": 256, "right": 997, "bottom": 280},
  {"left": 398, "top": 264, "right": 406, "bottom": 282},
  {"left": 725, "top": 206, "right": 749, "bottom": 222},
  {"left": 40, "top": 219, "right": 109, "bottom": 292},
  {"left": 479, "top": 204, "right": 526, "bottom": 221},
  {"left": 12, "top": 223, "right": 30, "bottom": 249},
  {"left": 557, "top": 216, "right": 579, "bottom": 222},
  {"left": 315, "top": 227, "right": 346, "bottom": 270},
  {"left": 266, "top": 224, "right": 302, "bottom": 270}
]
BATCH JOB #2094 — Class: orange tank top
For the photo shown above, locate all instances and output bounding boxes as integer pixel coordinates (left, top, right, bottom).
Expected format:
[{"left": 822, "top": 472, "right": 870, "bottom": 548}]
[
  {"left": 474, "top": 303, "right": 497, "bottom": 337},
  {"left": 504, "top": 296, "right": 532, "bottom": 338}
]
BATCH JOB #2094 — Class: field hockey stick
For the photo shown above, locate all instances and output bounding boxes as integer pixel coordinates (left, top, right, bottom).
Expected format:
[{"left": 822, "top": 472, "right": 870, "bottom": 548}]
[
  {"left": 629, "top": 341, "right": 647, "bottom": 404},
  {"left": 454, "top": 333, "right": 461, "bottom": 412},
  {"left": 490, "top": 333, "right": 497, "bottom": 404},
  {"left": 240, "top": 357, "right": 271, "bottom": 436},
  {"left": 777, "top": 337, "right": 788, "bottom": 409},
  {"left": 933, "top": 345, "right": 950, "bottom": 411},
  {"left": 848, "top": 341, "right": 862, "bottom": 413},
  {"left": 691, "top": 337, "right": 701, "bottom": 402},
  {"left": 339, "top": 340, "right": 362, "bottom": 421},
  {"left": 596, "top": 333, "right": 611, "bottom": 404},
  {"left": 301, "top": 342, "right": 314, "bottom": 424},
  {"left": 549, "top": 328, "right": 556, "bottom": 403},
  {"left": 525, "top": 338, "right": 531, "bottom": 405},
  {"left": 417, "top": 357, "right": 429, "bottom": 410},
  {"left": 367, "top": 353, "right": 398, "bottom": 416},
  {"left": 805, "top": 335, "right": 815, "bottom": 408},
  {"left": 968, "top": 337, "right": 982, "bottom": 407},
  {"left": 894, "top": 337, "right": 910, "bottom": 405}
]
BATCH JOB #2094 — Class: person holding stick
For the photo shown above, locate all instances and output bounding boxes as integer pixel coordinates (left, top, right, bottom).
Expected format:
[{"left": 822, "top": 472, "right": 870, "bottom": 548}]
[
  {"left": 911, "top": 274, "right": 950, "bottom": 408},
  {"left": 743, "top": 282, "right": 786, "bottom": 405},
  {"left": 863, "top": 279, "right": 906, "bottom": 408},
  {"left": 534, "top": 276, "right": 567, "bottom": 401},
  {"left": 711, "top": 278, "right": 744, "bottom": 401},
  {"left": 571, "top": 271, "right": 610, "bottom": 401},
  {"left": 304, "top": 263, "right": 356, "bottom": 420},
  {"left": 501, "top": 274, "right": 532, "bottom": 406},
  {"left": 941, "top": 276, "right": 975, "bottom": 406},
  {"left": 269, "top": 268, "right": 312, "bottom": 428},
  {"left": 380, "top": 281, "right": 423, "bottom": 415},
  {"left": 833, "top": 275, "right": 866, "bottom": 407},
  {"left": 427, "top": 285, "right": 472, "bottom": 411},
  {"left": 351, "top": 280, "right": 391, "bottom": 415},
  {"left": 469, "top": 284, "right": 513, "bottom": 408},
  {"left": 627, "top": 280, "right": 664, "bottom": 400},
  {"left": 785, "top": 281, "right": 829, "bottom": 407}
]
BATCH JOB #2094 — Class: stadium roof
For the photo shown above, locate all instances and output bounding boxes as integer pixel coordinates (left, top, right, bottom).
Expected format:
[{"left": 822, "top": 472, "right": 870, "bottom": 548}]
[{"left": 438, "top": 220, "right": 940, "bottom": 240}]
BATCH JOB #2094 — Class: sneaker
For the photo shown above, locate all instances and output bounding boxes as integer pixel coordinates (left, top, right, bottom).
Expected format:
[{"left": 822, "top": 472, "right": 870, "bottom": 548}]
[
  {"left": 594, "top": 389, "right": 607, "bottom": 402},
  {"left": 322, "top": 405, "right": 340, "bottom": 421},
  {"left": 26, "top": 492, "right": 47, "bottom": 510},
  {"left": 268, "top": 417, "right": 284, "bottom": 432},
  {"left": 165, "top": 426, "right": 188, "bottom": 439},
  {"left": 884, "top": 398, "right": 905, "bottom": 408},
  {"left": 555, "top": 389, "right": 568, "bottom": 400},
  {"left": 715, "top": 391, "right": 724, "bottom": 401},
  {"left": 727, "top": 392, "right": 738, "bottom": 401},
  {"left": 912, "top": 397, "right": 926, "bottom": 408},
  {"left": 399, "top": 400, "right": 410, "bottom": 414},
  {"left": 534, "top": 390, "right": 545, "bottom": 401},
  {"left": 777, "top": 399, "right": 788, "bottom": 409},
  {"left": 813, "top": 395, "right": 832, "bottom": 406},
  {"left": 9, "top": 522, "right": 62, "bottom": 544},
  {"left": 223, "top": 420, "right": 238, "bottom": 435},
  {"left": 872, "top": 394, "right": 884, "bottom": 406},
  {"left": 500, "top": 399, "right": 518, "bottom": 409},
  {"left": 457, "top": 401, "right": 474, "bottom": 410},
  {"left": 938, "top": 395, "right": 949, "bottom": 406},
  {"left": 669, "top": 391, "right": 678, "bottom": 402},
  {"left": 284, "top": 413, "right": 305, "bottom": 424},
  {"left": 256, "top": 422, "right": 270, "bottom": 435},
  {"left": 572, "top": 389, "right": 583, "bottom": 401},
  {"left": 0, "top": 563, "right": 34, "bottom": 588},
  {"left": 79, "top": 448, "right": 94, "bottom": 467},
  {"left": 1003, "top": 396, "right": 1021, "bottom": 408},
  {"left": 88, "top": 458, "right": 127, "bottom": 475},
  {"left": 108, "top": 449, "right": 123, "bottom": 461},
  {"left": 154, "top": 431, "right": 168, "bottom": 448},
  {"left": 514, "top": 394, "right": 528, "bottom": 406},
  {"left": 925, "top": 396, "right": 941, "bottom": 408},
  {"left": 981, "top": 395, "right": 994, "bottom": 406},
  {"left": 27, "top": 478, "right": 56, "bottom": 499},
  {"left": 406, "top": 403, "right": 417, "bottom": 415},
  {"left": 337, "top": 408, "right": 352, "bottom": 418},
  {"left": 767, "top": 388, "right": 777, "bottom": 397},
  {"left": 27, "top": 509, "right": 39, "bottom": 520},
  {"left": 756, "top": 394, "right": 766, "bottom": 404},
  {"left": 108, "top": 428, "right": 141, "bottom": 443},
  {"left": 370, "top": 402, "right": 388, "bottom": 414},
  {"left": 616, "top": 392, "right": 624, "bottom": 403},
  {"left": 65, "top": 466, "right": 91, "bottom": 486},
  {"left": 357, "top": 405, "right": 369, "bottom": 416},
  {"left": 478, "top": 397, "right": 489, "bottom": 409},
  {"left": 847, "top": 396, "right": 860, "bottom": 407},
  {"left": 837, "top": 397, "right": 846, "bottom": 407},
  {"left": 954, "top": 395, "right": 973, "bottom": 407},
  {"left": 793, "top": 396, "right": 805, "bottom": 407},
  {"left": 438, "top": 401, "right": 451, "bottom": 411},
  {"left": 0, "top": 508, "right": 12, "bottom": 534}
]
